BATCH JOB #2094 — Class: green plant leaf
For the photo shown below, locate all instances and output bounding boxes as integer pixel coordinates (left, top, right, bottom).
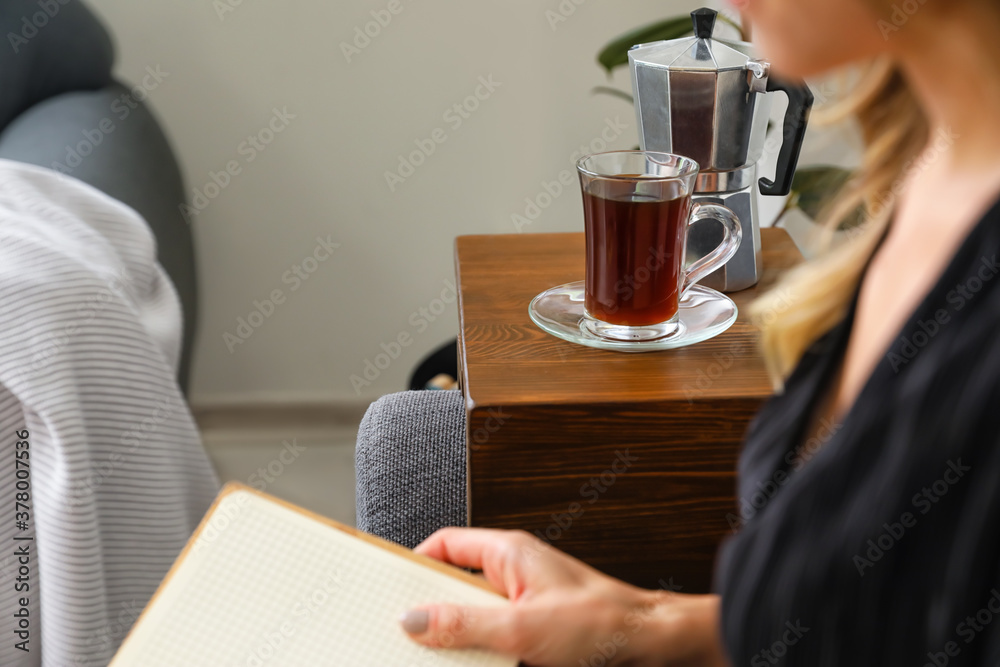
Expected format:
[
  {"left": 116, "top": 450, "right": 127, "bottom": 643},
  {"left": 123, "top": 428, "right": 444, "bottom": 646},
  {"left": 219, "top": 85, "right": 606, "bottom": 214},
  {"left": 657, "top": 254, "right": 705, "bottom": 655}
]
[
  {"left": 591, "top": 86, "right": 634, "bottom": 104},
  {"left": 787, "top": 165, "right": 864, "bottom": 227},
  {"left": 597, "top": 17, "right": 692, "bottom": 74}
]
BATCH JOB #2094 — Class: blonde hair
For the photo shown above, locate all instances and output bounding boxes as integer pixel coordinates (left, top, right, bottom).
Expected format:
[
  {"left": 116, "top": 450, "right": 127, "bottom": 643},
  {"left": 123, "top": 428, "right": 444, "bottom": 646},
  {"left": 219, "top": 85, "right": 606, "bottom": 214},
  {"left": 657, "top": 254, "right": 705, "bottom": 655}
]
[{"left": 750, "top": 56, "right": 929, "bottom": 389}]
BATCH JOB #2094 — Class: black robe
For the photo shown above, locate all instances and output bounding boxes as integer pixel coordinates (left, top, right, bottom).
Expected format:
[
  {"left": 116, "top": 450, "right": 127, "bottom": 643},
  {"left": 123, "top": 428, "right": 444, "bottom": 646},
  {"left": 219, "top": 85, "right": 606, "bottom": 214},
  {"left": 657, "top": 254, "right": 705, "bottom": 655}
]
[{"left": 716, "top": 196, "right": 1000, "bottom": 666}]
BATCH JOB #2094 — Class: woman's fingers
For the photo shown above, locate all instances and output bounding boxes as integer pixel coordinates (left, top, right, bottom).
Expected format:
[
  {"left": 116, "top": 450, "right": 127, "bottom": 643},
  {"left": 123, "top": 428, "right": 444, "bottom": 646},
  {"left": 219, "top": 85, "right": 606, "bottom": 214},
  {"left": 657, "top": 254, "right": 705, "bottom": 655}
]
[
  {"left": 399, "top": 603, "right": 520, "bottom": 656},
  {"left": 416, "top": 525, "right": 528, "bottom": 567},
  {"left": 414, "top": 527, "right": 505, "bottom": 566},
  {"left": 416, "top": 528, "right": 546, "bottom": 599}
]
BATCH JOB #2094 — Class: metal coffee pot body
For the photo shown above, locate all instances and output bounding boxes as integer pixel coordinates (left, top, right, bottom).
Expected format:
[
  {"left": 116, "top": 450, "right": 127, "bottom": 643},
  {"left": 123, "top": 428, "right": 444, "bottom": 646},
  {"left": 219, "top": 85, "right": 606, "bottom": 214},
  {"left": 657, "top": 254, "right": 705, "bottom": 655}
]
[{"left": 629, "top": 8, "right": 813, "bottom": 292}]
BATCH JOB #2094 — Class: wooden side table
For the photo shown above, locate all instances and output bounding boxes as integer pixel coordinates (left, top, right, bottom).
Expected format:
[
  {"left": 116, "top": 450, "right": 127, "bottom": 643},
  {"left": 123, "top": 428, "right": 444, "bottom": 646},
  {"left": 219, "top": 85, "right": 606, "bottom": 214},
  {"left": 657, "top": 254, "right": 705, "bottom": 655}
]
[{"left": 455, "top": 229, "right": 803, "bottom": 592}]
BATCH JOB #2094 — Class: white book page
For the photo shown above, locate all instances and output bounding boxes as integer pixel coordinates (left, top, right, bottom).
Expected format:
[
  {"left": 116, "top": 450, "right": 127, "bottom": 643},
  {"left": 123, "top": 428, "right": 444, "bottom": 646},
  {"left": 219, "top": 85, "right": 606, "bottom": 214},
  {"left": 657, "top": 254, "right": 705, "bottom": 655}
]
[{"left": 112, "top": 489, "right": 516, "bottom": 667}]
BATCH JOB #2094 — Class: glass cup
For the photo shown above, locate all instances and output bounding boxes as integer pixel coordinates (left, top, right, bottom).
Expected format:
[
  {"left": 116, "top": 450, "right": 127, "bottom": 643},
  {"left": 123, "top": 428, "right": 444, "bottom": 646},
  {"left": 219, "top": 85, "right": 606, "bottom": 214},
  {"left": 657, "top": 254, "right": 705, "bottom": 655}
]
[{"left": 577, "top": 151, "right": 742, "bottom": 342}]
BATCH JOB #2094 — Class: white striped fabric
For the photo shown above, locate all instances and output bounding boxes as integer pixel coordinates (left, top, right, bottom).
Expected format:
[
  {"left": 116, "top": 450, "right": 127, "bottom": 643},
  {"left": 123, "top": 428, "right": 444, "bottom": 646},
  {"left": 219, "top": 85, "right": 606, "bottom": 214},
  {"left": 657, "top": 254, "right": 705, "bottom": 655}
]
[{"left": 0, "top": 160, "right": 219, "bottom": 667}]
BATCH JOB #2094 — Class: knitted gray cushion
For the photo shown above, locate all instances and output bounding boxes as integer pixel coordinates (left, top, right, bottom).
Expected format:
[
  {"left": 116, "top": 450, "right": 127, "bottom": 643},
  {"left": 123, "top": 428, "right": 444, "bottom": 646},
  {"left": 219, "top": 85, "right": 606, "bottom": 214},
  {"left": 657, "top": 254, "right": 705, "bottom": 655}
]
[{"left": 355, "top": 389, "right": 467, "bottom": 548}]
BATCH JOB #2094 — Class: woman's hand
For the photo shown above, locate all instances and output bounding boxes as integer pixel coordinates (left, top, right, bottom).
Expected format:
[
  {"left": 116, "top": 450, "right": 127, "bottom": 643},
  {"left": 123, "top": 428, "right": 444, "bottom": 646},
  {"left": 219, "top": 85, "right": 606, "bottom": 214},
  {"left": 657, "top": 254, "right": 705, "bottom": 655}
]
[{"left": 399, "top": 527, "right": 729, "bottom": 667}]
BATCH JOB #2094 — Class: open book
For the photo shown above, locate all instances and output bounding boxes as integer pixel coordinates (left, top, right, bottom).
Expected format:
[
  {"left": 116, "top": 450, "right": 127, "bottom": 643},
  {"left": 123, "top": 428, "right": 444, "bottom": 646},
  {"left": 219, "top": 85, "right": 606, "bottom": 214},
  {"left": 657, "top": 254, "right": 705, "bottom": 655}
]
[{"left": 111, "top": 483, "right": 516, "bottom": 666}]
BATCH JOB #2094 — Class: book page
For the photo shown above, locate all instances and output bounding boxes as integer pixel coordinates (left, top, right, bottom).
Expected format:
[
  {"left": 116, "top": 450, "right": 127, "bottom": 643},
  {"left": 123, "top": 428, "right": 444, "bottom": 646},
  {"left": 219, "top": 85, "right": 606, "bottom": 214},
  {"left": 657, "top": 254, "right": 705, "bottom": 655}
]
[{"left": 112, "top": 487, "right": 516, "bottom": 666}]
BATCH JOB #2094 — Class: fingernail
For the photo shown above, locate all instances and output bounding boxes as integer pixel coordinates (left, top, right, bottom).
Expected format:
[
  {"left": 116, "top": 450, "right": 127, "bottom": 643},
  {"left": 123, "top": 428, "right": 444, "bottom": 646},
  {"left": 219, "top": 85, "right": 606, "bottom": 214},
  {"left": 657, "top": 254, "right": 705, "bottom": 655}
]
[{"left": 399, "top": 609, "right": 429, "bottom": 634}]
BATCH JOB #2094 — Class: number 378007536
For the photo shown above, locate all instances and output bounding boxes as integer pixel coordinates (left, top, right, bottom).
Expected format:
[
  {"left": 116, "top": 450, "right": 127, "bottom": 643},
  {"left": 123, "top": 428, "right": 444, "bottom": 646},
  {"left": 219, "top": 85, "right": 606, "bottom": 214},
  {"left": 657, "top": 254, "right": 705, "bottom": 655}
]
[{"left": 14, "top": 429, "right": 30, "bottom": 520}]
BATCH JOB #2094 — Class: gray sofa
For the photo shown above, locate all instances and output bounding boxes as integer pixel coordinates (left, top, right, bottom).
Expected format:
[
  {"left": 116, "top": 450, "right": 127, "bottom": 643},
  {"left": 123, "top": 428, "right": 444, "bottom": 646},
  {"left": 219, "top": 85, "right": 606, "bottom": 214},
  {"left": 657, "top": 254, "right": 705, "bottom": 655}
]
[
  {"left": 0, "top": 0, "right": 198, "bottom": 391},
  {"left": 356, "top": 389, "right": 468, "bottom": 547}
]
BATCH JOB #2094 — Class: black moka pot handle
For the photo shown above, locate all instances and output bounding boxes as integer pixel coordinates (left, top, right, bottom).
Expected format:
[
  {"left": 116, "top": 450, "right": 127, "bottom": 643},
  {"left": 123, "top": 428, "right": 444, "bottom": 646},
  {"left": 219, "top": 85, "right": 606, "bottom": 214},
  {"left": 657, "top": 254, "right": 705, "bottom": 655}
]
[{"left": 759, "top": 78, "right": 814, "bottom": 197}]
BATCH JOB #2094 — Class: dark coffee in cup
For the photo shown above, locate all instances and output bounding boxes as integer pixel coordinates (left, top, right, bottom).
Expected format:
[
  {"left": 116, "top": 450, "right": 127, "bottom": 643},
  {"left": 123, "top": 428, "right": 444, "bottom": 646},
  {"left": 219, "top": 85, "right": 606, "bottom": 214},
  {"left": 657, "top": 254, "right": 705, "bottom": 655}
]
[
  {"left": 576, "top": 151, "right": 741, "bottom": 343},
  {"left": 583, "top": 191, "right": 691, "bottom": 326}
]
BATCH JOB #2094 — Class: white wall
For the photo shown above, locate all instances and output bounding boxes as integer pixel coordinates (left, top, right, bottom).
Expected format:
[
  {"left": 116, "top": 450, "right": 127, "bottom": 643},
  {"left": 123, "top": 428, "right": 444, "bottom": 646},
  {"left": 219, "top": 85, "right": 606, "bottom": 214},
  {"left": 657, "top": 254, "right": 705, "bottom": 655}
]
[{"left": 86, "top": 0, "right": 858, "bottom": 408}]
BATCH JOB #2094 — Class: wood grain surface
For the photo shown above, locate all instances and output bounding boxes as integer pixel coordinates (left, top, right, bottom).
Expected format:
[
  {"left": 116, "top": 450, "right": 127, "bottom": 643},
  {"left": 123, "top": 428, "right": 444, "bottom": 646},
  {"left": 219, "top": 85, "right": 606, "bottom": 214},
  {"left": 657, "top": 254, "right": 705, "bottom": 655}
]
[{"left": 456, "top": 229, "right": 803, "bottom": 591}]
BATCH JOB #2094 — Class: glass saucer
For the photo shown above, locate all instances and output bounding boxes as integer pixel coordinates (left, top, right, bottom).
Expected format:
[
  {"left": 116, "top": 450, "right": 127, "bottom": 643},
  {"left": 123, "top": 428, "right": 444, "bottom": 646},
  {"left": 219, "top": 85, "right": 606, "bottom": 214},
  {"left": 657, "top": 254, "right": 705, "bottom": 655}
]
[{"left": 528, "top": 281, "right": 738, "bottom": 353}]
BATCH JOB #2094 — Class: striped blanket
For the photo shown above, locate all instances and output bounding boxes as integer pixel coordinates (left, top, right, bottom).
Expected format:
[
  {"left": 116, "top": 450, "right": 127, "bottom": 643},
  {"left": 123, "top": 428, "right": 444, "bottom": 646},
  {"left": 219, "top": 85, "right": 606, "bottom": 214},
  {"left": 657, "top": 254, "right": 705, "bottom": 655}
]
[{"left": 0, "top": 160, "right": 219, "bottom": 666}]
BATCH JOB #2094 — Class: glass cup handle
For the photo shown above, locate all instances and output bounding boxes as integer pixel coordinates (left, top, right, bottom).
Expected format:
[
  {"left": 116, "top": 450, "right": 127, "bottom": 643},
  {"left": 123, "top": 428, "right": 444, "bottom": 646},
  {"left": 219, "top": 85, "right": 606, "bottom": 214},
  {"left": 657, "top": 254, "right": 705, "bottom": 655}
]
[{"left": 681, "top": 202, "right": 743, "bottom": 298}]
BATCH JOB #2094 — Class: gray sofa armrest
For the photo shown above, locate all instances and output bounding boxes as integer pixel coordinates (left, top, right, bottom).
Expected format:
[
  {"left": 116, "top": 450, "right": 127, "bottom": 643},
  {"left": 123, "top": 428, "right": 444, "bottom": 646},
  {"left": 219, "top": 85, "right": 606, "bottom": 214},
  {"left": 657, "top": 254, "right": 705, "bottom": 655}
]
[
  {"left": 356, "top": 389, "right": 467, "bottom": 548},
  {"left": 0, "top": 0, "right": 198, "bottom": 394},
  {"left": 0, "top": 86, "right": 198, "bottom": 393},
  {"left": 0, "top": 0, "right": 114, "bottom": 129}
]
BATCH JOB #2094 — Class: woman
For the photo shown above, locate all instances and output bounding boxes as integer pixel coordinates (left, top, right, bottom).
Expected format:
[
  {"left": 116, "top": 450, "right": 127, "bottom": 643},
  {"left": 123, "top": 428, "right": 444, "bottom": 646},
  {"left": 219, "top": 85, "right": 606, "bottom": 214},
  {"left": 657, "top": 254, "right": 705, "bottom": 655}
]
[{"left": 396, "top": 0, "right": 1000, "bottom": 664}]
